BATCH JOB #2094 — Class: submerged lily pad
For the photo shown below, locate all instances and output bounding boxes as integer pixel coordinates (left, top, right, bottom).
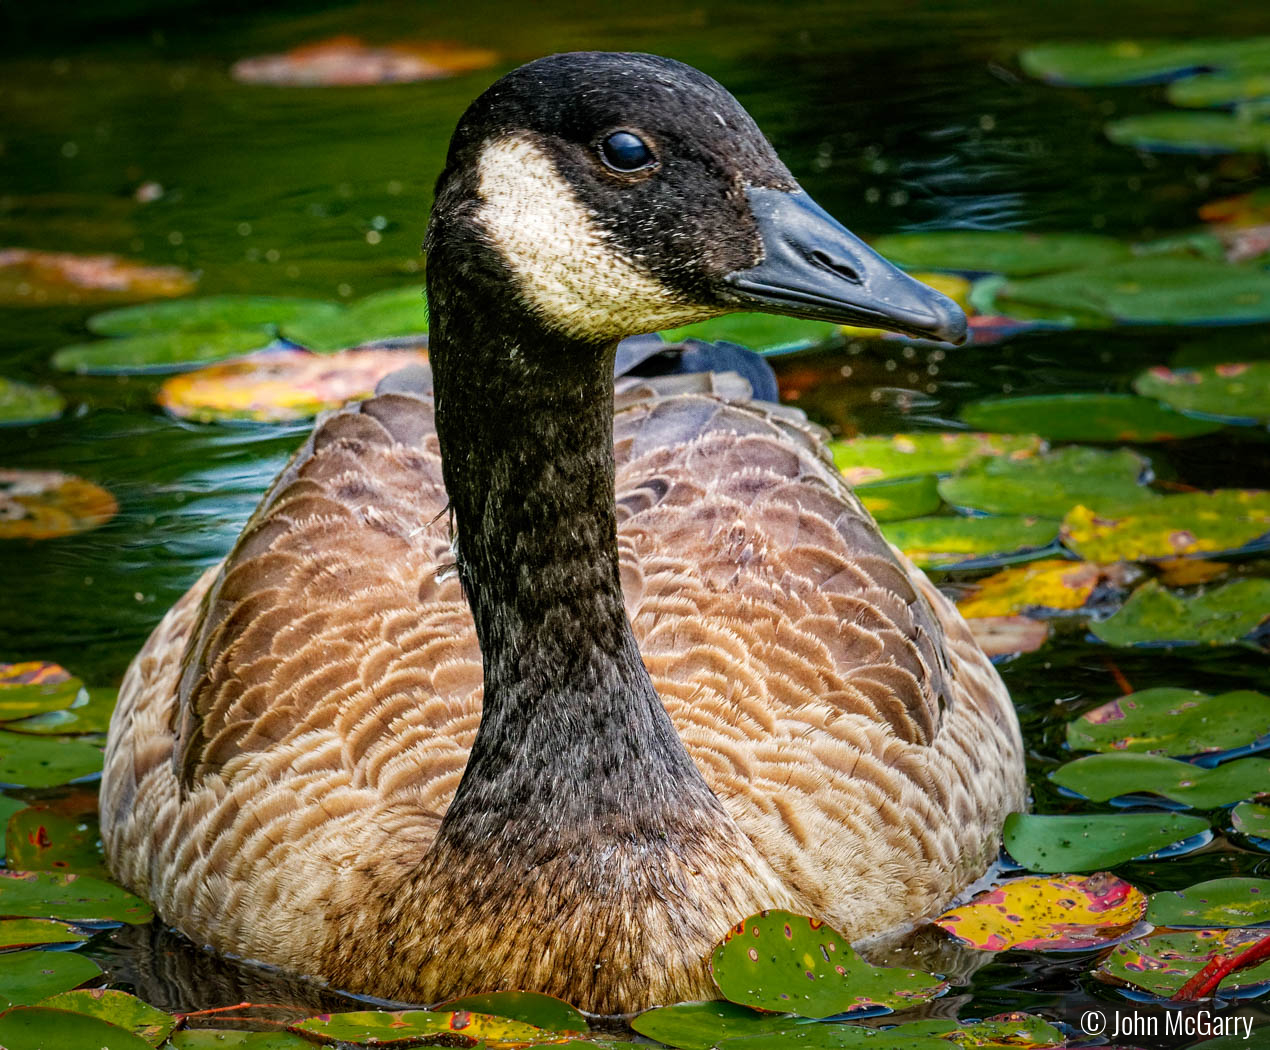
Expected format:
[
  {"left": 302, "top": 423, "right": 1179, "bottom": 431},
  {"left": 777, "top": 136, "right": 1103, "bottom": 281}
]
[
  {"left": 1020, "top": 38, "right": 1270, "bottom": 87},
  {"left": 5, "top": 805, "right": 105, "bottom": 875},
  {"left": 0, "top": 950, "right": 100, "bottom": 1007},
  {"left": 37, "top": 989, "right": 174, "bottom": 1046},
  {"left": 881, "top": 516, "right": 1059, "bottom": 570},
  {"left": 0, "top": 248, "right": 195, "bottom": 307},
  {"left": 280, "top": 286, "right": 429, "bottom": 351},
  {"left": 232, "top": 36, "right": 498, "bottom": 87},
  {"left": 0, "top": 469, "right": 118, "bottom": 541},
  {"left": 659, "top": 313, "right": 838, "bottom": 355},
  {"left": 0, "top": 378, "right": 64, "bottom": 427},
  {"left": 0, "top": 662, "right": 83, "bottom": 722},
  {"left": 1052, "top": 753, "right": 1270, "bottom": 808},
  {"left": 1107, "top": 112, "right": 1270, "bottom": 155},
  {"left": 87, "top": 295, "right": 342, "bottom": 336},
  {"left": 0, "top": 1006, "right": 151, "bottom": 1050},
  {"left": 1232, "top": 802, "right": 1270, "bottom": 843},
  {"left": 1134, "top": 361, "right": 1270, "bottom": 423},
  {"left": 709, "top": 910, "right": 946, "bottom": 1018},
  {"left": 1066, "top": 687, "right": 1270, "bottom": 756},
  {"left": 1147, "top": 878, "right": 1270, "bottom": 928},
  {"left": 1090, "top": 578, "right": 1270, "bottom": 647},
  {"left": 290, "top": 1008, "right": 546, "bottom": 1046},
  {"left": 855, "top": 475, "right": 942, "bottom": 522},
  {"left": 959, "top": 393, "right": 1220, "bottom": 443},
  {"left": 0, "top": 870, "right": 152, "bottom": 924},
  {"left": 51, "top": 327, "right": 273, "bottom": 376},
  {"left": 1002, "top": 812, "right": 1209, "bottom": 873},
  {"left": 869, "top": 231, "right": 1130, "bottom": 277},
  {"left": 0, "top": 734, "right": 101, "bottom": 788},
  {"left": 0, "top": 919, "right": 83, "bottom": 949},
  {"left": 957, "top": 559, "right": 1118, "bottom": 619},
  {"left": 1099, "top": 927, "right": 1270, "bottom": 997},
  {"left": 830, "top": 433, "right": 1042, "bottom": 486}
]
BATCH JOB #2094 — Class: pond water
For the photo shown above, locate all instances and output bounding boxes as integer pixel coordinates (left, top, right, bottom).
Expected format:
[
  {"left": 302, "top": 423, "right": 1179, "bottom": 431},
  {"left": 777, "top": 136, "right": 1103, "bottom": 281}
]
[{"left": 1, "top": 0, "right": 1269, "bottom": 1046}]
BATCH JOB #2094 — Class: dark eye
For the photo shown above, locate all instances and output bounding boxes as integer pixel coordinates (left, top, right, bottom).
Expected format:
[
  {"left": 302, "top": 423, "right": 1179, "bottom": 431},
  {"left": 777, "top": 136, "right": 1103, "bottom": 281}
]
[{"left": 599, "top": 131, "right": 655, "bottom": 172}]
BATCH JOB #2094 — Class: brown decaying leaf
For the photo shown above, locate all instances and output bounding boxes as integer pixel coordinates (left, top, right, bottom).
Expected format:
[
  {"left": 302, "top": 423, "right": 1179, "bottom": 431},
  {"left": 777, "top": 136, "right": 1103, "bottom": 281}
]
[
  {"left": 232, "top": 35, "right": 498, "bottom": 87},
  {"left": 965, "top": 615, "right": 1052, "bottom": 658},
  {"left": 0, "top": 469, "right": 118, "bottom": 540},
  {"left": 0, "top": 248, "right": 195, "bottom": 306}
]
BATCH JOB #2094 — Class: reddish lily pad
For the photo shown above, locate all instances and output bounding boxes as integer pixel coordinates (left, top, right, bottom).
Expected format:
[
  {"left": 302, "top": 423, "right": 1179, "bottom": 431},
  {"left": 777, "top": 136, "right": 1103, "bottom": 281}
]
[
  {"left": 855, "top": 475, "right": 942, "bottom": 522},
  {"left": 709, "top": 910, "right": 946, "bottom": 1019},
  {"left": 881, "top": 515, "right": 1059, "bottom": 570},
  {"left": 1232, "top": 801, "right": 1270, "bottom": 843},
  {"left": 279, "top": 286, "right": 429, "bottom": 351},
  {"left": 0, "top": 379, "right": 64, "bottom": 427},
  {"left": 0, "top": 919, "right": 83, "bottom": 949},
  {"left": 0, "top": 870, "right": 152, "bottom": 924},
  {"left": 1147, "top": 878, "right": 1270, "bottom": 928},
  {"left": 157, "top": 345, "right": 428, "bottom": 423},
  {"left": 0, "top": 733, "right": 102, "bottom": 788},
  {"left": 965, "top": 616, "right": 1052, "bottom": 659},
  {"left": 3, "top": 686, "right": 118, "bottom": 736},
  {"left": 0, "top": 1006, "right": 151, "bottom": 1050},
  {"left": 435, "top": 992, "right": 587, "bottom": 1032},
  {"left": 934, "top": 873, "right": 1147, "bottom": 951},
  {"left": 5, "top": 805, "right": 105, "bottom": 875},
  {"left": 1099, "top": 927, "right": 1270, "bottom": 997},
  {"left": 0, "top": 248, "right": 195, "bottom": 307},
  {"left": 37, "top": 989, "right": 174, "bottom": 1046},
  {"left": 1134, "top": 362, "right": 1270, "bottom": 424},
  {"left": 869, "top": 231, "right": 1130, "bottom": 277},
  {"left": 1051, "top": 753, "right": 1270, "bottom": 808},
  {"left": 0, "top": 662, "right": 83, "bottom": 722},
  {"left": 1089, "top": 578, "right": 1270, "bottom": 647},
  {"left": 960, "top": 393, "right": 1221, "bottom": 443},
  {"left": 289, "top": 1008, "right": 547, "bottom": 1046},
  {"left": 1002, "top": 812, "right": 1209, "bottom": 873},
  {"left": 1107, "top": 113, "right": 1270, "bottom": 155},
  {"left": 0, "top": 470, "right": 118, "bottom": 540},
  {"left": 52, "top": 327, "right": 274, "bottom": 376},
  {"left": 660, "top": 313, "right": 839, "bottom": 355},
  {"left": 1066, "top": 687, "right": 1270, "bottom": 756},
  {"left": 0, "top": 950, "right": 101, "bottom": 1007},
  {"left": 87, "top": 295, "right": 342, "bottom": 336},
  {"left": 956, "top": 559, "right": 1122, "bottom": 619},
  {"left": 232, "top": 36, "right": 497, "bottom": 87},
  {"left": 829, "top": 432, "right": 1043, "bottom": 485}
]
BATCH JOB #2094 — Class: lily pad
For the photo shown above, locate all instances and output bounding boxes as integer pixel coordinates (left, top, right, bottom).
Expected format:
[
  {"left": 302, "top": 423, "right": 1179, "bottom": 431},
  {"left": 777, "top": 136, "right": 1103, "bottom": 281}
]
[
  {"left": 3, "top": 687, "right": 118, "bottom": 736},
  {"left": 1107, "top": 112, "right": 1270, "bottom": 155},
  {"left": 169, "top": 1032, "right": 313, "bottom": 1049},
  {"left": 0, "top": 662, "right": 83, "bottom": 722},
  {"left": 290, "top": 1009, "right": 547, "bottom": 1046},
  {"left": 51, "top": 327, "right": 274, "bottom": 376},
  {"left": 1066, "top": 687, "right": 1270, "bottom": 756},
  {"left": 280, "top": 286, "right": 429, "bottom": 351},
  {"left": 869, "top": 231, "right": 1131, "bottom": 277},
  {"left": 232, "top": 36, "right": 498, "bottom": 87},
  {"left": 965, "top": 616, "right": 1052, "bottom": 659},
  {"left": 934, "top": 873, "right": 1147, "bottom": 951},
  {"left": 435, "top": 992, "right": 586, "bottom": 1032},
  {"left": 87, "top": 295, "right": 342, "bottom": 336},
  {"left": 5, "top": 806, "right": 105, "bottom": 875},
  {"left": 1002, "top": 812, "right": 1210, "bottom": 872},
  {"left": 1062, "top": 490, "right": 1270, "bottom": 562},
  {"left": 1019, "top": 38, "right": 1270, "bottom": 87},
  {"left": 0, "top": 950, "right": 100, "bottom": 1007},
  {"left": 830, "top": 432, "right": 1043, "bottom": 486},
  {"left": 0, "top": 469, "right": 118, "bottom": 541},
  {"left": 0, "top": 379, "right": 64, "bottom": 427},
  {"left": 939, "top": 446, "right": 1154, "bottom": 518},
  {"left": 855, "top": 475, "right": 941, "bottom": 522},
  {"left": 957, "top": 559, "right": 1119, "bottom": 619},
  {"left": 157, "top": 345, "right": 428, "bottom": 423},
  {"left": 1169, "top": 70, "right": 1270, "bottom": 108},
  {"left": 1134, "top": 361, "right": 1270, "bottom": 423},
  {"left": 37, "top": 989, "right": 173, "bottom": 1046},
  {"left": 0, "top": 919, "right": 83, "bottom": 949},
  {"left": 880, "top": 516, "right": 1059, "bottom": 570},
  {"left": 0, "top": 1006, "right": 151, "bottom": 1050},
  {"left": 630, "top": 1002, "right": 808, "bottom": 1050},
  {"left": 659, "top": 313, "right": 838, "bottom": 355},
  {"left": 1232, "top": 802, "right": 1270, "bottom": 846},
  {"left": 959, "top": 393, "right": 1220, "bottom": 443},
  {"left": 0, "top": 248, "right": 195, "bottom": 307},
  {"left": 709, "top": 910, "right": 946, "bottom": 1018},
  {"left": 887, "top": 1014, "right": 1065, "bottom": 1048},
  {"left": 1089, "top": 578, "right": 1270, "bottom": 647},
  {"left": 1099, "top": 927, "right": 1270, "bottom": 997},
  {"left": 0, "top": 870, "right": 152, "bottom": 924},
  {"left": 1052, "top": 752, "right": 1270, "bottom": 808},
  {"left": 0, "top": 733, "right": 101, "bottom": 788},
  {"left": 1147, "top": 878, "right": 1270, "bottom": 928}
]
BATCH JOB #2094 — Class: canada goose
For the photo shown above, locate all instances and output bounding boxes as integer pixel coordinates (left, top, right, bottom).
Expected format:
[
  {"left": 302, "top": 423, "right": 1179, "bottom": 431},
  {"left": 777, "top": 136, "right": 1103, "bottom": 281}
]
[{"left": 101, "top": 51, "right": 1026, "bottom": 1015}]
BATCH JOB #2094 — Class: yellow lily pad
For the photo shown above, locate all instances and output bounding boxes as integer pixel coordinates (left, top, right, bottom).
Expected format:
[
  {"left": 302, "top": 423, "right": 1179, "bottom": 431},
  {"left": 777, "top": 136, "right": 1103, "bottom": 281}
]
[
  {"left": 829, "top": 432, "right": 1043, "bottom": 486},
  {"left": 0, "top": 470, "right": 118, "bottom": 541},
  {"left": 882, "top": 515, "right": 1059, "bottom": 570},
  {"left": 956, "top": 559, "right": 1121, "bottom": 619}
]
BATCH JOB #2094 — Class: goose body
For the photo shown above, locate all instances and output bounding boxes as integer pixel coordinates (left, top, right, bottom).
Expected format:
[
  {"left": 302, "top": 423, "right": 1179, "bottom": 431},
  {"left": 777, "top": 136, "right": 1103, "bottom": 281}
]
[{"left": 101, "top": 52, "right": 1026, "bottom": 1014}]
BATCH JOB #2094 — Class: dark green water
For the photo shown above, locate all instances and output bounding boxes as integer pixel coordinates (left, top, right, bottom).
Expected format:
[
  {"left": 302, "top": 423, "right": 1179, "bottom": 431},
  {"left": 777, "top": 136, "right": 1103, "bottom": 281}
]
[{"left": 2, "top": 0, "right": 1269, "bottom": 1040}]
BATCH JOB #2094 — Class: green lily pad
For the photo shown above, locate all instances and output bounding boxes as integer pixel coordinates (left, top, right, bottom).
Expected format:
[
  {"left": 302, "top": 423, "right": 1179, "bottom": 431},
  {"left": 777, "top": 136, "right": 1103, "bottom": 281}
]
[
  {"left": 887, "top": 1015, "right": 1065, "bottom": 1048},
  {"left": 1052, "top": 753, "right": 1270, "bottom": 808},
  {"left": 1002, "top": 812, "right": 1210, "bottom": 872},
  {"left": 855, "top": 475, "right": 942, "bottom": 522},
  {"left": 869, "top": 231, "right": 1131, "bottom": 277},
  {"left": 709, "top": 910, "right": 946, "bottom": 1018},
  {"left": 169, "top": 1032, "right": 313, "bottom": 1049},
  {"left": 830, "top": 432, "right": 1043, "bottom": 486},
  {"left": 1134, "top": 361, "right": 1270, "bottom": 423},
  {"left": 631, "top": 1002, "right": 808, "bottom": 1050},
  {"left": 1062, "top": 489, "right": 1270, "bottom": 562},
  {"left": 1066, "top": 687, "right": 1270, "bottom": 756},
  {"left": 0, "top": 794, "right": 23, "bottom": 853},
  {"left": 1147, "top": 878, "right": 1270, "bottom": 928},
  {"left": 1233, "top": 802, "right": 1270, "bottom": 842},
  {"left": 87, "top": 295, "right": 342, "bottom": 336},
  {"left": 659, "top": 313, "right": 838, "bottom": 355},
  {"left": 0, "top": 378, "right": 64, "bottom": 427},
  {"left": 959, "top": 393, "right": 1221, "bottom": 443},
  {"left": 1099, "top": 927, "right": 1270, "bottom": 997},
  {"left": 938, "top": 446, "right": 1154, "bottom": 518},
  {"left": 1020, "top": 38, "right": 1270, "bottom": 87},
  {"left": 0, "top": 919, "right": 83, "bottom": 949},
  {"left": 1090, "top": 578, "right": 1270, "bottom": 647},
  {"left": 1132, "top": 230, "right": 1228, "bottom": 262},
  {"left": 0, "top": 733, "right": 102, "bottom": 788},
  {"left": 880, "top": 516, "right": 1059, "bottom": 570},
  {"left": 1169, "top": 70, "right": 1270, "bottom": 108},
  {"left": 0, "top": 950, "right": 100, "bottom": 1007},
  {"left": 280, "top": 286, "right": 429, "bottom": 352},
  {"left": 2, "top": 687, "right": 117, "bottom": 736},
  {"left": 435, "top": 991, "right": 587, "bottom": 1032},
  {"left": 38, "top": 989, "right": 172, "bottom": 1046},
  {"left": 0, "top": 870, "right": 152, "bottom": 923},
  {"left": 5, "top": 806, "right": 105, "bottom": 875},
  {"left": 0, "top": 1006, "right": 151, "bottom": 1050},
  {"left": 0, "top": 662, "right": 83, "bottom": 722},
  {"left": 289, "top": 1009, "right": 547, "bottom": 1046},
  {"left": 1107, "top": 112, "right": 1270, "bottom": 155},
  {"left": 51, "top": 328, "right": 274, "bottom": 376}
]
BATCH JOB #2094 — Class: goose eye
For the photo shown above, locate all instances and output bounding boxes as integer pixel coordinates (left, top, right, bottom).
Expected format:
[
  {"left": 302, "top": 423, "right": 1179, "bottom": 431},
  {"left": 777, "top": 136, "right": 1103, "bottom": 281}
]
[{"left": 600, "top": 131, "right": 655, "bottom": 172}]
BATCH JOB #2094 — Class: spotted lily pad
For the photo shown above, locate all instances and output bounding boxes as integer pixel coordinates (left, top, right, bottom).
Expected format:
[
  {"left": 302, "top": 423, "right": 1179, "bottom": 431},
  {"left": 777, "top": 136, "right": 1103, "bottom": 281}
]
[
  {"left": 36, "top": 989, "right": 173, "bottom": 1046},
  {"left": 959, "top": 393, "right": 1220, "bottom": 443},
  {"left": 956, "top": 559, "right": 1121, "bottom": 619},
  {"left": 1147, "top": 878, "right": 1270, "bottom": 928},
  {"left": 1090, "top": 578, "right": 1270, "bottom": 647},
  {"left": 232, "top": 36, "right": 498, "bottom": 87},
  {"left": 855, "top": 475, "right": 942, "bottom": 522},
  {"left": 0, "top": 870, "right": 152, "bottom": 923},
  {"left": 1019, "top": 38, "right": 1270, "bottom": 87},
  {"left": 280, "top": 286, "right": 429, "bottom": 351},
  {"left": 5, "top": 805, "right": 105, "bottom": 875},
  {"left": 87, "top": 295, "right": 342, "bottom": 336},
  {"left": 1002, "top": 812, "right": 1210, "bottom": 873},
  {"left": 435, "top": 992, "right": 586, "bottom": 1032},
  {"left": 709, "top": 910, "right": 946, "bottom": 1018},
  {"left": 659, "top": 313, "right": 839, "bottom": 355},
  {"left": 1099, "top": 927, "right": 1270, "bottom": 997},
  {"left": 1134, "top": 362, "right": 1270, "bottom": 423},
  {"left": 0, "top": 950, "right": 101, "bottom": 1007},
  {"left": 0, "top": 1006, "right": 152, "bottom": 1050},
  {"left": 158, "top": 345, "right": 428, "bottom": 423},
  {"left": 1107, "top": 113, "right": 1270, "bottom": 155},
  {"left": 51, "top": 327, "right": 274, "bottom": 376},
  {"left": 1066, "top": 687, "right": 1270, "bottom": 756},
  {"left": 0, "top": 662, "right": 83, "bottom": 722},
  {"left": 1233, "top": 802, "right": 1270, "bottom": 843},
  {"left": 289, "top": 1009, "right": 547, "bottom": 1046},
  {"left": 0, "top": 379, "right": 64, "bottom": 427},
  {"left": 869, "top": 231, "right": 1131, "bottom": 277},
  {"left": 881, "top": 516, "right": 1059, "bottom": 570},
  {"left": 3, "top": 687, "right": 117, "bottom": 736},
  {"left": 934, "top": 873, "right": 1147, "bottom": 951},
  {"left": 0, "top": 734, "right": 101, "bottom": 788},
  {"left": 0, "top": 919, "right": 83, "bottom": 949},
  {"left": 1052, "top": 753, "right": 1270, "bottom": 808},
  {"left": 0, "top": 248, "right": 195, "bottom": 306},
  {"left": 0, "top": 470, "right": 118, "bottom": 540},
  {"left": 830, "top": 433, "right": 1043, "bottom": 485},
  {"left": 939, "top": 446, "right": 1154, "bottom": 518}
]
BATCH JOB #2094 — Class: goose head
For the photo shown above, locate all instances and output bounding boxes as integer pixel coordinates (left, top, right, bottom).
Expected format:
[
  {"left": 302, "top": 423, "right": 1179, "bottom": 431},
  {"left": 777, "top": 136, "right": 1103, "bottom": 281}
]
[{"left": 425, "top": 50, "right": 966, "bottom": 348}]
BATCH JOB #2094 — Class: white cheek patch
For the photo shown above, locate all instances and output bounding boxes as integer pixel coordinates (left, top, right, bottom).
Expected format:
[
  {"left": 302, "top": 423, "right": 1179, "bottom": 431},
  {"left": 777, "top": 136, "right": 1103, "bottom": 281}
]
[{"left": 475, "top": 133, "right": 721, "bottom": 341}]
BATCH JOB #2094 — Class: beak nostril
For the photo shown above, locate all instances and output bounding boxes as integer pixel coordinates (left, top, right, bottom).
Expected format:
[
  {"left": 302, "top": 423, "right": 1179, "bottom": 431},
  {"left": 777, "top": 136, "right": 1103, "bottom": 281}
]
[{"left": 809, "top": 249, "right": 861, "bottom": 285}]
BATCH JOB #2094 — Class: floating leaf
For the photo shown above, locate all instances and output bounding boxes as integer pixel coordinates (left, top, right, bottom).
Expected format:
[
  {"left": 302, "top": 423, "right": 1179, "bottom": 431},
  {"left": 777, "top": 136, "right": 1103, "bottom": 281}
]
[
  {"left": 1147, "top": 878, "right": 1270, "bottom": 928},
  {"left": 965, "top": 616, "right": 1052, "bottom": 659},
  {"left": 5, "top": 805, "right": 105, "bottom": 875},
  {"left": 630, "top": 1002, "right": 808, "bottom": 1050},
  {"left": 659, "top": 313, "right": 838, "bottom": 355},
  {"left": 957, "top": 559, "right": 1120, "bottom": 619},
  {"left": 830, "top": 432, "right": 1042, "bottom": 486},
  {"left": 0, "top": 662, "right": 82, "bottom": 722},
  {"left": 1099, "top": 927, "right": 1270, "bottom": 997},
  {"left": 1062, "top": 490, "right": 1270, "bottom": 562},
  {"left": 1233, "top": 802, "right": 1270, "bottom": 843},
  {"left": 959, "top": 393, "right": 1220, "bottom": 443},
  {"left": 87, "top": 295, "right": 342, "bottom": 336},
  {"left": 869, "top": 231, "right": 1130, "bottom": 277},
  {"left": 1090, "top": 578, "right": 1270, "bottom": 647},
  {"left": 1052, "top": 753, "right": 1270, "bottom": 808},
  {"left": 1107, "top": 112, "right": 1270, "bottom": 155},
  {"left": 37, "top": 989, "right": 173, "bottom": 1046},
  {"left": 1002, "top": 812, "right": 1209, "bottom": 873},
  {"left": 0, "top": 470, "right": 118, "bottom": 541},
  {"left": 1020, "top": 38, "right": 1270, "bottom": 87},
  {"left": 0, "top": 734, "right": 101, "bottom": 788},
  {"left": 709, "top": 910, "right": 946, "bottom": 1019},
  {"left": 1201, "top": 188, "right": 1270, "bottom": 226},
  {"left": 0, "top": 919, "right": 83, "bottom": 949},
  {"left": 0, "top": 870, "right": 152, "bottom": 923},
  {"left": 0, "top": 1006, "right": 151, "bottom": 1050},
  {"left": 881, "top": 516, "right": 1059, "bottom": 570},
  {"left": 1158, "top": 558, "right": 1230, "bottom": 586},
  {"left": 158, "top": 345, "right": 428, "bottom": 423},
  {"left": 1170, "top": 70, "right": 1270, "bottom": 108},
  {"left": 3, "top": 687, "right": 117, "bottom": 736},
  {"left": 290, "top": 1008, "right": 548, "bottom": 1047},
  {"left": 939, "top": 446, "right": 1154, "bottom": 518},
  {"left": 232, "top": 36, "right": 498, "bottom": 87},
  {"left": 280, "top": 286, "right": 429, "bottom": 351},
  {"left": 855, "top": 475, "right": 941, "bottom": 522},
  {"left": 436, "top": 992, "right": 586, "bottom": 1032},
  {"left": 0, "top": 378, "right": 64, "bottom": 427},
  {"left": 1066, "top": 687, "right": 1270, "bottom": 756},
  {"left": 0, "top": 795, "right": 23, "bottom": 854},
  {"left": 0, "top": 248, "right": 195, "bottom": 307},
  {"left": 169, "top": 1032, "right": 313, "bottom": 1049},
  {"left": 0, "top": 950, "right": 100, "bottom": 1007},
  {"left": 890, "top": 1014, "right": 1065, "bottom": 1048},
  {"left": 1134, "top": 362, "right": 1270, "bottom": 423},
  {"left": 51, "top": 327, "right": 273, "bottom": 376},
  {"left": 934, "top": 873, "right": 1147, "bottom": 951}
]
